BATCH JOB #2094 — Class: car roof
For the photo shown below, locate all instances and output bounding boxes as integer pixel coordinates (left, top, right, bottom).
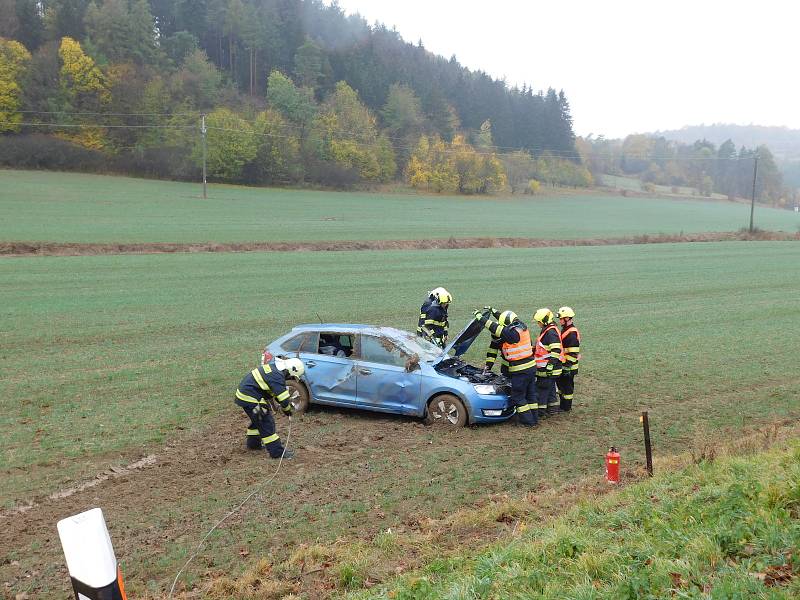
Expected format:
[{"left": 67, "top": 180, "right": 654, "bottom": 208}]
[{"left": 290, "top": 324, "right": 408, "bottom": 336}]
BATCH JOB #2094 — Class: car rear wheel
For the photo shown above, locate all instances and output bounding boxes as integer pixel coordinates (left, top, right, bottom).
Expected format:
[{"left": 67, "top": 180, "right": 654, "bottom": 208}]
[
  {"left": 285, "top": 380, "right": 310, "bottom": 415},
  {"left": 424, "top": 394, "right": 467, "bottom": 427}
]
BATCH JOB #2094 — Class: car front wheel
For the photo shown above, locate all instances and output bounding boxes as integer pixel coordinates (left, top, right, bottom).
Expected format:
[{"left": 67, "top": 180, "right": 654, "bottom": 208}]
[
  {"left": 285, "top": 380, "right": 310, "bottom": 415},
  {"left": 424, "top": 394, "right": 467, "bottom": 427}
]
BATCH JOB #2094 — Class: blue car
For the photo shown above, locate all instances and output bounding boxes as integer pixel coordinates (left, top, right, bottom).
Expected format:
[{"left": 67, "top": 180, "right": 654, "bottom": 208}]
[{"left": 265, "top": 320, "right": 514, "bottom": 426}]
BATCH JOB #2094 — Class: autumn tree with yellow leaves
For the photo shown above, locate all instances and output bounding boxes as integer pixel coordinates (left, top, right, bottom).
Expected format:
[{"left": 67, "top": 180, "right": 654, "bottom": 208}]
[
  {"left": 58, "top": 37, "right": 109, "bottom": 148},
  {"left": 407, "top": 134, "right": 506, "bottom": 194},
  {"left": 0, "top": 38, "right": 31, "bottom": 132}
]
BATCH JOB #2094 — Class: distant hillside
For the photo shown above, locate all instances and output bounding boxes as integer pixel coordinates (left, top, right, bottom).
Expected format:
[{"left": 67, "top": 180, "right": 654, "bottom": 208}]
[{"left": 655, "top": 124, "right": 800, "bottom": 161}]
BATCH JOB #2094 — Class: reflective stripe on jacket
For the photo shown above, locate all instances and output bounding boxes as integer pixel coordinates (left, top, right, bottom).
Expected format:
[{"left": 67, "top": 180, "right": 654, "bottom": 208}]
[
  {"left": 501, "top": 327, "right": 533, "bottom": 361},
  {"left": 535, "top": 324, "right": 565, "bottom": 372},
  {"left": 561, "top": 324, "right": 581, "bottom": 370},
  {"left": 236, "top": 361, "right": 291, "bottom": 405}
]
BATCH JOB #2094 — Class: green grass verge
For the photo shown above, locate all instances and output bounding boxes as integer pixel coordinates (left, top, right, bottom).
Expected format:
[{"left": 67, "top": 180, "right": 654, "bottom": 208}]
[
  {"left": 1, "top": 169, "right": 798, "bottom": 243},
  {"left": 355, "top": 442, "right": 800, "bottom": 600}
]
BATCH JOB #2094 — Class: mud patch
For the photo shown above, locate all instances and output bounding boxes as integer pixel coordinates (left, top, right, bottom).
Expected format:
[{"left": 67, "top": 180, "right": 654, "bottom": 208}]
[{"left": 2, "top": 231, "right": 798, "bottom": 257}]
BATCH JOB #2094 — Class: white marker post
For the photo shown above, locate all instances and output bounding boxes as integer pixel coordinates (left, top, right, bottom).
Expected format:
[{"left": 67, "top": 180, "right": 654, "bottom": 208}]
[{"left": 57, "top": 508, "right": 128, "bottom": 600}]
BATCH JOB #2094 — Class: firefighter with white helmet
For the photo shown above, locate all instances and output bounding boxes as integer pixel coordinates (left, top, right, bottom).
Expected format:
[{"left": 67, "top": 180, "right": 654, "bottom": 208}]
[
  {"left": 556, "top": 306, "right": 581, "bottom": 412},
  {"left": 533, "top": 308, "right": 565, "bottom": 420},
  {"left": 235, "top": 357, "right": 304, "bottom": 459},
  {"left": 417, "top": 287, "right": 452, "bottom": 348},
  {"left": 475, "top": 308, "right": 538, "bottom": 427}
]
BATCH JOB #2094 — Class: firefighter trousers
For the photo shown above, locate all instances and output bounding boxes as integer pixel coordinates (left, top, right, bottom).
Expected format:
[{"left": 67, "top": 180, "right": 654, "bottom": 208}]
[
  {"left": 236, "top": 400, "right": 285, "bottom": 457},
  {"left": 535, "top": 375, "right": 557, "bottom": 419},
  {"left": 510, "top": 369, "right": 538, "bottom": 426},
  {"left": 557, "top": 371, "right": 576, "bottom": 411}
]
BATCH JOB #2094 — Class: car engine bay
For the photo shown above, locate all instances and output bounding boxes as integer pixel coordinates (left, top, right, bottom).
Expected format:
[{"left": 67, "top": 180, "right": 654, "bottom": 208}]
[{"left": 434, "top": 357, "right": 511, "bottom": 394}]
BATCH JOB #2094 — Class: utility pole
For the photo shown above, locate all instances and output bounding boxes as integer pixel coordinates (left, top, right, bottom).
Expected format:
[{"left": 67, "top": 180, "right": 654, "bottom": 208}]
[
  {"left": 749, "top": 154, "right": 759, "bottom": 233},
  {"left": 201, "top": 114, "right": 208, "bottom": 199}
]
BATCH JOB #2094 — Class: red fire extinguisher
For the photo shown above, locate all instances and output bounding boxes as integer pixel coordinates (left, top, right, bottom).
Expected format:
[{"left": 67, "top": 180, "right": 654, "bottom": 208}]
[{"left": 605, "top": 447, "right": 620, "bottom": 483}]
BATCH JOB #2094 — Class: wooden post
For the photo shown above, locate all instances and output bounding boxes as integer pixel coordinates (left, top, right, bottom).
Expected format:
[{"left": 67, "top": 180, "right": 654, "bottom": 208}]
[{"left": 641, "top": 411, "right": 653, "bottom": 477}]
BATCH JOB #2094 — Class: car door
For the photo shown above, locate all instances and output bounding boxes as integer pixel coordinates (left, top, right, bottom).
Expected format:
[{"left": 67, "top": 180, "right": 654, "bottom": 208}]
[
  {"left": 301, "top": 331, "right": 358, "bottom": 406},
  {"left": 355, "top": 333, "right": 422, "bottom": 414}
]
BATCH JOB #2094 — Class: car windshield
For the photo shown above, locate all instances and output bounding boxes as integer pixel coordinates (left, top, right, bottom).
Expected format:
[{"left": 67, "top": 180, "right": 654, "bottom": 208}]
[{"left": 391, "top": 330, "right": 444, "bottom": 361}]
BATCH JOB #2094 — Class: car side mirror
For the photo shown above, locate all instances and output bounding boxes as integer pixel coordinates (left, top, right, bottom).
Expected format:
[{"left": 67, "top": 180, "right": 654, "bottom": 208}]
[{"left": 405, "top": 354, "right": 420, "bottom": 372}]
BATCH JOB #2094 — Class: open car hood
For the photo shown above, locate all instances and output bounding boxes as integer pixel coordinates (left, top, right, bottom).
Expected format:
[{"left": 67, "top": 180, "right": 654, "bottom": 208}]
[{"left": 432, "top": 319, "right": 484, "bottom": 365}]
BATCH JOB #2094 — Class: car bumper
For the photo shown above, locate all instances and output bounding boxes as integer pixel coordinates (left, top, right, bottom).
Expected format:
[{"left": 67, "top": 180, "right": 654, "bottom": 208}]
[{"left": 469, "top": 393, "right": 515, "bottom": 423}]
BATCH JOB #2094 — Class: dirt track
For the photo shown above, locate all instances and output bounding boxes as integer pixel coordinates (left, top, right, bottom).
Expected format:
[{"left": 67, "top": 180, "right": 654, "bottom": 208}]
[{"left": 2, "top": 231, "right": 798, "bottom": 257}]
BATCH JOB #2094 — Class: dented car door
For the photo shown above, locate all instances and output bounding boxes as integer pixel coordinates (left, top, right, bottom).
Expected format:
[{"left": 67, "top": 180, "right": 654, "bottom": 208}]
[
  {"left": 303, "top": 331, "right": 358, "bottom": 406},
  {"left": 355, "top": 334, "right": 422, "bottom": 414}
]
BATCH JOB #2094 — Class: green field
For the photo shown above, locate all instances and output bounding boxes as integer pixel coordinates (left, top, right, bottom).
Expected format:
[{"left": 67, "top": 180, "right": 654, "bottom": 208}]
[
  {"left": 2, "top": 241, "right": 800, "bottom": 597},
  {"left": 2, "top": 169, "right": 798, "bottom": 243}
]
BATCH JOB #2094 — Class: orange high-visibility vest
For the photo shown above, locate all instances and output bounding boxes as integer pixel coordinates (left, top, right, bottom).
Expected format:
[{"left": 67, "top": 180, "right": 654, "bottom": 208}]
[
  {"left": 501, "top": 327, "right": 533, "bottom": 361},
  {"left": 535, "top": 324, "right": 564, "bottom": 368},
  {"left": 561, "top": 324, "right": 581, "bottom": 365}
]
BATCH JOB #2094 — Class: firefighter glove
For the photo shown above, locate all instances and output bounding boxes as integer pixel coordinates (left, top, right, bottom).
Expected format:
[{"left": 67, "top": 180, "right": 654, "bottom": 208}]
[
  {"left": 280, "top": 402, "right": 293, "bottom": 416},
  {"left": 473, "top": 309, "right": 483, "bottom": 321}
]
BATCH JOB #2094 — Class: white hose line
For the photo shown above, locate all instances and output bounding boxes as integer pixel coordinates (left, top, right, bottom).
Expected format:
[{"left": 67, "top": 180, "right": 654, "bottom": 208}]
[{"left": 168, "top": 417, "right": 293, "bottom": 599}]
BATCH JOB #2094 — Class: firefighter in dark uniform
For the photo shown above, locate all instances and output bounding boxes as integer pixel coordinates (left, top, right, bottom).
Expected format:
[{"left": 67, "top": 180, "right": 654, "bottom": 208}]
[
  {"left": 417, "top": 287, "right": 452, "bottom": 348},
  {"left": 476, "top": 308, "right": 538, "bottom": 427},
  {"left": 533, "top": 308, "right": 564, "bottom": 420},
  {"left": 235, "top": 357, "right": 304, "bottom": 459},
  {"left": 556, "top": 306, "right": 581, "bottom": 412}
]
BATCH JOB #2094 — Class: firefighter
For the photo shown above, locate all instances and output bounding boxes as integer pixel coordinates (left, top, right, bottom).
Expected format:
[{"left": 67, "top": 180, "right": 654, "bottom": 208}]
[
  {"left": 533, "top": 308, "right": 564, "bottom": 420},
  {"left": 476, "top": 308, "right": 538, "bottom": 427},
  {"left": 556, "top": 306, "right": 581, "bottom": 412},
  {"left": 235, "top": 357, "right": 304, "bottom": 459},
  {"left": 417, "top": 287, "right": 452, "bottom": 348}
]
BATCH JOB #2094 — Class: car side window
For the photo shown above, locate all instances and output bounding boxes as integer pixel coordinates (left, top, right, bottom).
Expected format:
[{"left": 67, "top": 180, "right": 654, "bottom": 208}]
[
  {"left": 360, "top": 335, "right": 408, "bottom": 368},
  {"left": 281, "top": 332, "right": 316, "bottom": 352},
  {"left": 317, "top": 332, "right": 355, "bottom": 358}
]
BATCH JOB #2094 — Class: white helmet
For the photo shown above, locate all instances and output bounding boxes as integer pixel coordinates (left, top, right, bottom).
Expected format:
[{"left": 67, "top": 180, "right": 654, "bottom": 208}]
[
  {"left": 275, "top": 357, "right": 305, "bottom": 378},
  {"left": 428, "top": 287, "right": 452, "bottom": 305}
]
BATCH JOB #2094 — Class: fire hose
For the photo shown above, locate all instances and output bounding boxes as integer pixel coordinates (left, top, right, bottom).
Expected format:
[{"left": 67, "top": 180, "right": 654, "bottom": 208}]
[{"left": 167, "top": 395, "right": 297, "bottom": 599}]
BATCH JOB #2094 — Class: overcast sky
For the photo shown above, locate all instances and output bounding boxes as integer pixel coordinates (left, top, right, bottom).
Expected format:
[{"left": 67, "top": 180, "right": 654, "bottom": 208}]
[{"left": 330, "top": 0, "right": 800, "bottom": 139}]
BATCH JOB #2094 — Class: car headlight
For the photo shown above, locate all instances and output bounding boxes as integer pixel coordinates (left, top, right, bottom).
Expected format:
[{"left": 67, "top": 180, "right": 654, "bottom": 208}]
[{"left": 473, "top": 384, "right": 497, "bottom": 395}]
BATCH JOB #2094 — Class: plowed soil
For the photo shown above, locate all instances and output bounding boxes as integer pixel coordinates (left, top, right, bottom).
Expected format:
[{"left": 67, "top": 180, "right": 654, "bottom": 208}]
[{"left": 2, "top": 231, "right": 797, "bottom": 257}]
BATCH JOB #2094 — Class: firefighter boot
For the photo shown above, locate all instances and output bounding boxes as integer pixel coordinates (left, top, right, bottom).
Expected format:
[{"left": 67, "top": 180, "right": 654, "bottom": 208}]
[
  {"left": 560, "top": 397, "right": 573, "bottom": 412},
  {"left": 268, "top": 448, "right": 294, "bottom": 460},
  {"left": 246, "top": 430, "right": 262, "bottom": 450}
]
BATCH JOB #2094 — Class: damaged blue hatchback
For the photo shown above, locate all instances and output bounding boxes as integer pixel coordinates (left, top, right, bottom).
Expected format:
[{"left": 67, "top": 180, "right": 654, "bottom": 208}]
[{"left": 266, "top": 321, "right": 514, "bottom": 426}]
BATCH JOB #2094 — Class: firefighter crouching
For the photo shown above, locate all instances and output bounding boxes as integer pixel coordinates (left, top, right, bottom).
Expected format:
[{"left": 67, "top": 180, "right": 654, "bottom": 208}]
[
  {"left": 556, "top": 306, "right": 581, "bottom": 412},
  {"left": 476, "top": 308, "right": 539, "bottom": 427},
  {"left": 533, "top": 308, "right": 564, "bottom": 419},
  {"left": 417, "top": 287, "right": 452, "bottom": 348},
  {"left": 235, "top": 357, "right": 304, "bottom": 459}
]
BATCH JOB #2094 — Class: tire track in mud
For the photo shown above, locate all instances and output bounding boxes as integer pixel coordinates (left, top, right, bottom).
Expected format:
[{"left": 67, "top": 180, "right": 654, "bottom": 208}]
[{"left": 3, "top": 231, "right": 798, "bottom": 257}]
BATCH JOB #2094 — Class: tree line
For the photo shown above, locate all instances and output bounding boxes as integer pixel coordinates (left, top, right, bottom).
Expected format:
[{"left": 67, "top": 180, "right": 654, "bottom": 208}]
[
  {"left": 0, "top": 0, "right": 583, "bottom": 193},
  {"left": 577, "top": 134, "right": 790, "bottom": 205}
]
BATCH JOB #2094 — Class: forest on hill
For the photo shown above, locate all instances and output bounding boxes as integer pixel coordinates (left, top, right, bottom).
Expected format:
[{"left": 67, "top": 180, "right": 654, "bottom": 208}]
[{"left": 0, "top": 0, "right": 587, "bottom": 192}]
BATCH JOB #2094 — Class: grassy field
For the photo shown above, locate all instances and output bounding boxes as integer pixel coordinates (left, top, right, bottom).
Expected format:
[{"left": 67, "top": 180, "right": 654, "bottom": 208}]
[
  {"left": 2, "top": 241, "right": 800, "bottom": 597},
  {"left": 354, "top": 440, "right": 800, "bottom": 599},
  {"left": 2, "top": 169, "right": 799, "bottom": 243}
]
